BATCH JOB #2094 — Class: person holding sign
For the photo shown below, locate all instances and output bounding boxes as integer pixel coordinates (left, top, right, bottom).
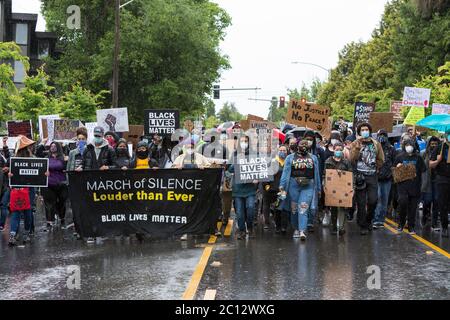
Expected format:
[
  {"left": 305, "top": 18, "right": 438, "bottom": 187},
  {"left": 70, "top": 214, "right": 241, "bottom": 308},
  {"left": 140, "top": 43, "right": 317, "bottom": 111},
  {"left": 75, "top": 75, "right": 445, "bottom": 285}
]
[
  {"left": 429, "top": 134, "right": 450, "bottom": 238},
  {"left": 393, "top": 139, "right": 426, "bottom": 235},
  {"left": 348, "top": 123, "right": 384, "bottom": 235},
  {"left": 7, "top": 136, "right": 37, "bottom": 246},
  {"left": 325, "top": 142, "right": 352, "bottom": 235},
  {"left": 41, "top": 142, "right": 68, "bottom": 230},
  {"left": 279, "top": 139, "right": 322, "bottom": 241},
  {"left": 79, "top": 126, "right": 117, "bottom": 171},
  {"left": 227, "top": 136, "right": 258, "bottom": 240}
]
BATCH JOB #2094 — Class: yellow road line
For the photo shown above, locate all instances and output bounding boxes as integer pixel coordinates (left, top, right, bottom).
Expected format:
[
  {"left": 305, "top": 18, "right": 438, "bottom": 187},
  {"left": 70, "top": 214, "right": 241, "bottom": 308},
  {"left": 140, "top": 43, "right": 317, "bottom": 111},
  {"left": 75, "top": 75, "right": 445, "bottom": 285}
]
[
  {"left": 385, "top": 218, "right": 450, "bottom": 259},
  {"left": 383, "top": 223, "right": 399, "bottom": 234},
  {"left": 217, "top": 221, "right": 223, "bottom": 231},
  {"left": 203, "top": 289, "right": 217, "bottom": 300},
  {"left": 208, "top": 235, "right": 217, "bottom": 244},
  {"left": 224, "top": 219, "right": 233, "bottom": 237},
  {"left": 182, "top": 245, "right": 214, "bottom": 300}
]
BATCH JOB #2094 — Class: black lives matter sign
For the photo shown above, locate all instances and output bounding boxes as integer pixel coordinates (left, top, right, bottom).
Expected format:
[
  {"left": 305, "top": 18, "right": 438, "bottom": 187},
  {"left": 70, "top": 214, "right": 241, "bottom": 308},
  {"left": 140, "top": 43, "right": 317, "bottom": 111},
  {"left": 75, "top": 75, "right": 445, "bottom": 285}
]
[
  {"left": 144, "top": 110, "right": 180, "bottom": 136},
  {"left": 9, "top": 157, "right": 49, "bottom": 188},
  {"left": 235, "top": 156, "right": 274, "bottom": 184}
]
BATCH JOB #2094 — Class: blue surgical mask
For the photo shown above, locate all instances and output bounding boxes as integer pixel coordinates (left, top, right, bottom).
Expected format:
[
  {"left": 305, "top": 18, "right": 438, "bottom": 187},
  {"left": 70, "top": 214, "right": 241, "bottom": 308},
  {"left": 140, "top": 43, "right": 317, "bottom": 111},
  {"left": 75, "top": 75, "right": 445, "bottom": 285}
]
[
  {"left": 334, "top": 150, "right": 343, "bottom": 158},
  {"left": 361, "top": 131, "right": 370, "bottom": 139},
  {"left": 94, "top": 137, "right": 103, "bottom": 145},
  {"left": 278, "top": 151, "right": 287, "bottom": 159},
  {"left": 77, "top": 140, "right": 87, "bottom": 153}
]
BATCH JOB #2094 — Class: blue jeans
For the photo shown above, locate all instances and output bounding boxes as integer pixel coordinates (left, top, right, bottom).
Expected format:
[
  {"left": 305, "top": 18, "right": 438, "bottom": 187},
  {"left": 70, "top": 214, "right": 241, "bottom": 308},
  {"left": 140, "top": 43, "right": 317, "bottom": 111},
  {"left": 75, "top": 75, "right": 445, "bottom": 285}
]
[
  {"left": 0, "top": 189, "right": 10, "bottom": 228},
  {"left": 374, "top": 180, "right": 392, "bottom": 224},
  {"left": 234, "top": 195, "right": 255, "bottom": 232},
  {"left": 10, "top": 209, "right": 32, "bottom": 235},
  {"left": 288, "top": 178, "right": 315, "bottom": 232}
]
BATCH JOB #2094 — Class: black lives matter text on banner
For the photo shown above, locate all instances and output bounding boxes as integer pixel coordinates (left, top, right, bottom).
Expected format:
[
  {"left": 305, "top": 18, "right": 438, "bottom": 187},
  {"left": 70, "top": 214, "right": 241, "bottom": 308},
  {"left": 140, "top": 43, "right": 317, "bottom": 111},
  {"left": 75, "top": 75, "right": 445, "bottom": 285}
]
[
  {"left": 68, "top": 168, "right": 222, "bottom": 238},
  {"left": 144, "top": 109, "right": 180, "bottom": 136},
  {"left": 9, "top": 157, "right": 49, "bottom": 188},
  {"left": 353, "top": 102, "right": 376, "bottom": 129},
  {"left": 234, "top": 156, "right": 274, "bottom": 184}
]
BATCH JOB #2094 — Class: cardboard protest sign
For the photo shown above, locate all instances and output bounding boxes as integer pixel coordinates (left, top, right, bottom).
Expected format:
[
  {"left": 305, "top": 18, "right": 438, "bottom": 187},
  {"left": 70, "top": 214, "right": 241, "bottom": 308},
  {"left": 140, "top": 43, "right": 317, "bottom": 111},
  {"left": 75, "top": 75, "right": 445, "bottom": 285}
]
[
  {"left": 97, "top": 108, "right": 129, "bottom": 133},
  {"left": 403, "top": 107, "right": 425, "bottom": 125},
  {"left": 67, "top": 168, "right": 222, "bottom": 238},
  {"left": 9, "top": 157, "right": 49, "bottom": 188},
  {"left": 38, "top": 115, "right": 60, "bottom": 140},
  {"left": 353, "top": 102, "right": 376, "bottom": 129},
  {"left": 324, "top": 169, "right": 353, "bottom": 208},
  {"left": 84, "top": 122, "right": 97, "bottom": 143},
  {"left": 390, "top": 101, "right": 404, "bottom": 120},
  {"left": 53, "top": 119, "right": 81, "bottom": 141},
  {"left": 320, "top": 117, "right": 333, "bottom": 140},
  {"left": 392, "top": 164, "right": 416, "bottom": 184},
  {"left": 123, "top": 125, "right": 144, "bottom": 149},
  {"left": 285, "top": 99, "right": 331, "bottom": 131},
  {"left": 144, "top": 109, "right": 180, "bottom": 136},
  {"left": 432, "top": 103, "right": 450, "bottom": 115},
  {"left": 402, "top": 87, "right": 431, "bottom": 108},
  {"left": 247, "top": 114, "right": 265, "bottom": 121},
  {"left": 369, "top": 112, "right": 394, "bottom": 133},
  {"left": 234, "top": 156, "right": 274, "bottom": 184},
  {"left": 7, "top": 120, "right": 33, "bottom": 139}
]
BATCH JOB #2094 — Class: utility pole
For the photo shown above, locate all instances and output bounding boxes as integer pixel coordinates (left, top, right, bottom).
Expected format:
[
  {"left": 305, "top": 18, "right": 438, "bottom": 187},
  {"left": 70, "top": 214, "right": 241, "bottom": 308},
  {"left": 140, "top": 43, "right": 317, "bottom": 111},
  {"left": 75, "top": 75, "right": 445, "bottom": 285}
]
[{"left": 112, "top": 0, "right": 120, "bottom": 108}]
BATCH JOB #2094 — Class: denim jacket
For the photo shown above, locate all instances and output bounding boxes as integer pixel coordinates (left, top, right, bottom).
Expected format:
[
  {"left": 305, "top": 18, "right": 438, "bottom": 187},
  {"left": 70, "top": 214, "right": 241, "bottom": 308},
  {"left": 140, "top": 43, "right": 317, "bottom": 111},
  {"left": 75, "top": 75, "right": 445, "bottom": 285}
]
[{"left": 279, "top": 152, "right": 322, "bottom": 211}]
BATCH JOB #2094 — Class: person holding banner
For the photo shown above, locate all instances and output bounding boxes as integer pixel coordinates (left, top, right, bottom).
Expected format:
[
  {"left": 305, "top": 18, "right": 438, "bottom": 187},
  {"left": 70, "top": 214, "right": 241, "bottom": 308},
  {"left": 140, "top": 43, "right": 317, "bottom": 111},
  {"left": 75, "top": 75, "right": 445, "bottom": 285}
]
[
  {"left": 325, "top": 142, "right": 352, "bottom": 235},
  {"left": 429, "top": 134, "right": 450, "bottom": 238},
  {"left": 67, "top": 127, "right": 88, "bottom": 172},
  {"left": 79, "top": 126, "right": 117, "bottom": 171},
  {"left": 105, "top": 131, "right": 120, "bottom": 149},
  {"left": 227, "top": 135, "right": 258, "bottom": 240},
  {"left": 129, "top": 141, "right": 159, "bottom": 169},
  {"left": 348, "top": 123, "right": 384, "bottom": 235},
  {"left": 41, "top": 142, "right": 68, "bottom": 230},
  {"left": 279, "top": 139, "right": 322, "bottom": 240},
  {"left": 7, "top": 136, "right": 37, "bottom": 246},
  {"left": 172, "top": 139, "right": 211, "bottom": 169},
  {"left": 393, "top": 139, "right": 426, "bottom": 235},
  {"left": 115, "top": 139, "right": 132, "bottom": 169}
]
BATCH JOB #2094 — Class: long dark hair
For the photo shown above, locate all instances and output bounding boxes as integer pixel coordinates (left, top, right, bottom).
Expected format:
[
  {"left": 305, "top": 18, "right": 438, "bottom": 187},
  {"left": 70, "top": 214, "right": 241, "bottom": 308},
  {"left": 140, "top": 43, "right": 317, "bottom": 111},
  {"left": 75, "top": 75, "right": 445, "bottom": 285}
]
[{"left": 49, "top": 141, "right": 65, "bottom": 161}]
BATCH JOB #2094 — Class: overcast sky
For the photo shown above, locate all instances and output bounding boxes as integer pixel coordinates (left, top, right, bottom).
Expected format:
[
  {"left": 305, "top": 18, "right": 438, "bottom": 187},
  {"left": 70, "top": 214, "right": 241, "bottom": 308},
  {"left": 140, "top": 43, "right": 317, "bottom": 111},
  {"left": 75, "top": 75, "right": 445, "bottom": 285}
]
[{"left": 15, "top": 0, "right": 390, "bottom": 119}]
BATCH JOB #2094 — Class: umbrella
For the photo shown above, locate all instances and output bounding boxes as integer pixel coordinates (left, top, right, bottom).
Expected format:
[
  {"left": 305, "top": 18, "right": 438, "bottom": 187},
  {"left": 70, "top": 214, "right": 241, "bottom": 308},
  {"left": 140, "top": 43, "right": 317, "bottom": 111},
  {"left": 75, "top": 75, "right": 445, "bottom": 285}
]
[{"left": 416, "top": 114, "right": 450, "bottom": 133}]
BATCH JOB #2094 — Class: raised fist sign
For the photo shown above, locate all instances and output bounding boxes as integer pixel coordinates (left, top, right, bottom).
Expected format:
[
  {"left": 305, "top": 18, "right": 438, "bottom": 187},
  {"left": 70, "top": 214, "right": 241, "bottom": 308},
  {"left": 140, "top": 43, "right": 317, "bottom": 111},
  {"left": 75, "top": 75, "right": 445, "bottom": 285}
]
[{"left": 105, "top": 114, "right": 117, "bottom": 132}]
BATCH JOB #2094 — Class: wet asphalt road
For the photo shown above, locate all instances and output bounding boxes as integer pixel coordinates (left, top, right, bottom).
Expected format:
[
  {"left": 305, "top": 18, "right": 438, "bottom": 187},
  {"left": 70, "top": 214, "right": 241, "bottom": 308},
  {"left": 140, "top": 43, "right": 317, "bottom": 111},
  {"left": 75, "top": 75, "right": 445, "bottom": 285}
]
[{"left": 0, "top": 209, "right": 448, "bottom": 300}]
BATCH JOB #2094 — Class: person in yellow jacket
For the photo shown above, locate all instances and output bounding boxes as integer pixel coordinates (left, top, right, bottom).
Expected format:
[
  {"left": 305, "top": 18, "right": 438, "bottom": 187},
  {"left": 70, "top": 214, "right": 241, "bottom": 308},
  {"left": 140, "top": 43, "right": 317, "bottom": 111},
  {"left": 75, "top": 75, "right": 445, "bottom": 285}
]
[{"left": 130, "top": 141, "right": 159, "bottom": 169}]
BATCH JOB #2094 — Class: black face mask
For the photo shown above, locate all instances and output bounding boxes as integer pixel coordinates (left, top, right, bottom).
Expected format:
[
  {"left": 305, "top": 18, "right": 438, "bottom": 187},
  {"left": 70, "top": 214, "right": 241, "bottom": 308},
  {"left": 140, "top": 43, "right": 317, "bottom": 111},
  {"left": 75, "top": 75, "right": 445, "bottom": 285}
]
[
  {"left": 297, "top": 146, "right": 308, "bottom": 155},
  {"left": 137, "top": 150, "right": 149, "bottom": 159},
  {"left": 117, "top": 148, "right": 128, "bottom": 155}
]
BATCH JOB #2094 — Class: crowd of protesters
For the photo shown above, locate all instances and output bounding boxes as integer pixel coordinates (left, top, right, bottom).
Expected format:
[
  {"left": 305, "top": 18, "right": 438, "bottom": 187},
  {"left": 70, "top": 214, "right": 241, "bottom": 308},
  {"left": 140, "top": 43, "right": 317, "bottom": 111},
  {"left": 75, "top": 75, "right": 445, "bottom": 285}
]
[{"left": 0, "top": 119, "right": 449, "bottom": 246}]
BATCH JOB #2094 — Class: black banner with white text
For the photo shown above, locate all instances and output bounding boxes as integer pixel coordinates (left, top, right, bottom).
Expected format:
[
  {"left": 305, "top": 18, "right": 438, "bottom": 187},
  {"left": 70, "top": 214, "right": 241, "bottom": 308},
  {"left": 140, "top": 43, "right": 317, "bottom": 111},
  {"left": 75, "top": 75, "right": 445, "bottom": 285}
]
[{"left": 68, "top": 169, "right": 222, "bottom": 238}]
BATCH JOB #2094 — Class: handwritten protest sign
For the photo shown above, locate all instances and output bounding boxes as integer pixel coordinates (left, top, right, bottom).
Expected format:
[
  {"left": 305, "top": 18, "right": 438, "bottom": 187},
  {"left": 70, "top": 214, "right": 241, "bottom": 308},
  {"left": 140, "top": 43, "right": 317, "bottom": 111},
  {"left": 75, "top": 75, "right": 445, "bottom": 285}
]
[
  {"left": 403, "top": 107, "right": 425, "bottom": 125},
  {"left": 7, "top": 120, "right": 33, "bottom": 139},
  {"left": 234, "top": 156, "right": 274, "bottom": 184},
  {"left": 392, "top": 164, "right": 416, "bottom": 184},
  {"left": 97, "top": 108, "right": 129, "bottom": 133},
  {"left": 324, "top": 169, "right": 353, "bottom": 208},
  {"left": 369, "top": 112, "right": 394, "bottom": 133},
  {"left": 123, "top": 125, "right": 144, "bottom": 149},
  {"left": 353, "top": 102, "right": 376, "bottom": 129},
  {"left": 53, "top": 120, "right": 81, "bottom": 140},
  {"left": 286, "top": 99, "right": 331, "bottom": 131},
  {"left": 432, "top": 103, "right": 450, "bottom": 115},
  {"left": 402, "top": 87, "right": 431, "bottom": 108},
  {"left": 390, "top": 101, "right": 404, "bottom": 120},
  {"left": 144, "top": 110, "right": 180, "bottom": 136}
]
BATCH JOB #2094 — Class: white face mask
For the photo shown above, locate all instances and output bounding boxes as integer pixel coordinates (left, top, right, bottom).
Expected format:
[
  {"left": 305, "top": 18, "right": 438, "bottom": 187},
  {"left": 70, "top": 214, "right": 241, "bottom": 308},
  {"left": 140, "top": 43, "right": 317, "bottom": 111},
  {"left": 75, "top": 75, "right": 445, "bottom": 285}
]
[
  {"left": 405, "top": 146, "right": 414, "bottom": 154},
  {"left": 240, "top": 143, "right": 248, "bottom": 150},
  {"left": 331, "top": 139, "right": 339, "bottom": 146}
]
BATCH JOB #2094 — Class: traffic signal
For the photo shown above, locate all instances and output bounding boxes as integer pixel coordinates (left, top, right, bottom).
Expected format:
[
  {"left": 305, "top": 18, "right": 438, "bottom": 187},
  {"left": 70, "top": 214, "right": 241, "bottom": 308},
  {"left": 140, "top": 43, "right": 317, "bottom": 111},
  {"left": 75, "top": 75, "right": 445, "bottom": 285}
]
[
  {"left": 279, "top": 96, "right": 285, "bottom": 108},
  {"left": 213, "top": 85, "right": 220, "bottom": 99}
]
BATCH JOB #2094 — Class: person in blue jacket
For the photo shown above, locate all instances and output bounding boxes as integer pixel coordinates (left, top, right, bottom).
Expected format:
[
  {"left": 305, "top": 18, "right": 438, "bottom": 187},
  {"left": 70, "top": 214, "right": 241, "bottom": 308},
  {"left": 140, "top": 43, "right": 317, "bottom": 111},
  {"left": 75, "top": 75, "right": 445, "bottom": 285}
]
[{"left": 279, "top": 138, "right": 322, "bottom": 240}]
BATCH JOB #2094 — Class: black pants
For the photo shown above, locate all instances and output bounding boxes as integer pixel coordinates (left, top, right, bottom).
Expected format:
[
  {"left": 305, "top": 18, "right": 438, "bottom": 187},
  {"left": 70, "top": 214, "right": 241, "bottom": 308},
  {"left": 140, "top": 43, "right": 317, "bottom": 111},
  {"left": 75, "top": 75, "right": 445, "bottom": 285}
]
[
  {"left": 262, "top": 190, "right": 277, "bottom": 226},
  {"left": 437, "top": 180, "right": 450, "bottom": 230},
  {"left": 42, "top": 184, "right": 68, "bottom": 223},
  {"left": 397, "top": 190, "right": 419, "bottom": 229},
  {"left": 355, "top": 174, "right": 378, "bottom": 230},
  {"left": 274, "top": 209, "right": 289, "bottom": 231}
]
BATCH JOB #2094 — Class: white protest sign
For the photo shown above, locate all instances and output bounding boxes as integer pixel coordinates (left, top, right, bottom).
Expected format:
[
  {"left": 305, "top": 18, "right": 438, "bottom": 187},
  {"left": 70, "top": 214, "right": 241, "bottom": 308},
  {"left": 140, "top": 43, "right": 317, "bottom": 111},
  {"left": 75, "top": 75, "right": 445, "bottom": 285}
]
[
  {"left": 84, "top": 122, "right": 98, "bottom": 143},
  {"left": 0, "top": 136, "right": 20, "bottom": 150},
  {"left": 402, "top": 87, "right": 431, "bottom": 108},
  {"left": 432, "top": 103, "right": 450, "bottom": 115},
  {"left": 38, "top": 114, "right": 60, "bottom": 140},
  {"left": 96, "top": 108, "right": 129, "bottom": 133},
  {"left": 234, "top": 156, "right": 274, "bottom": 184}
]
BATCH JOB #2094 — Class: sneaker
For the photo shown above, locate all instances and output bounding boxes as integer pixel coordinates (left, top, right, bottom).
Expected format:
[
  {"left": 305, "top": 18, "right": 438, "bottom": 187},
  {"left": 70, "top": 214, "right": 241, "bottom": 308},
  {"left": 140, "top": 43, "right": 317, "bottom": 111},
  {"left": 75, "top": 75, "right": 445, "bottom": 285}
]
[
  {"left": 180, "top": 234, "right": 188, "bottom": 241},
  {"left": 408, "top": 228, "right": 416, "bottom": 235},
  {"left": 214, "top": 229, "right": 222, "bottom": 237},
  {"left": 397, "top": 225, "right": 404, "bottom": 233},
  {"left": 432, "top": 225, "right": 441, "bottom": 232},
  {"left": 263, "top": 224, "right": 270, "bottom": 230},
  {"left": 236, "top": 230, "right": 245, "bottom": 240},
  {"left": 86, "top": 237, "right": 96, "bottom": 244},
  {"left": 293, "top": 230, "right": 301, "bottom": 239},
  {"left": 43, "top": 222, "right": 53, "bottom": 232},
  {"left": 8, "top": 234, "right": 16, "bottom": 246},
  {"left": 299, "top": 231, "right": 307, "bottom": 241}
]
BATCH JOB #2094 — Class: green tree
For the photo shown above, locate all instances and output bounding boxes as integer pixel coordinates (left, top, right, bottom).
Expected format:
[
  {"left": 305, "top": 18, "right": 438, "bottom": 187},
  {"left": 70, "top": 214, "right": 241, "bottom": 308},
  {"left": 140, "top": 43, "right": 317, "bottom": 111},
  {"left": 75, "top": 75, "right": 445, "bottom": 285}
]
[
  {"left": 217, "top": 102, "right": 243, "bottom": 122},
  {"left": 41, "top": 0, "right": 231, "bottom": 123}
]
